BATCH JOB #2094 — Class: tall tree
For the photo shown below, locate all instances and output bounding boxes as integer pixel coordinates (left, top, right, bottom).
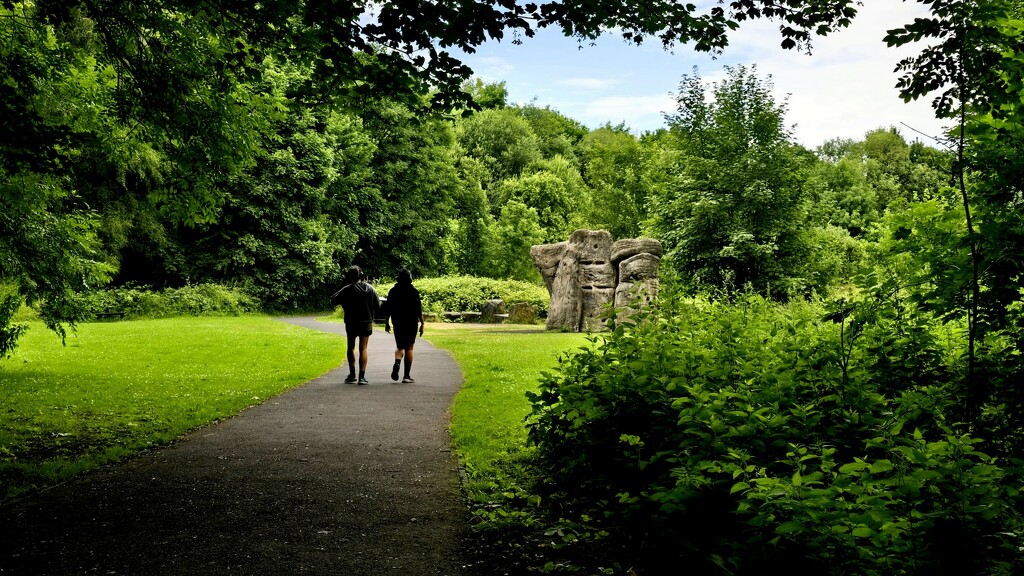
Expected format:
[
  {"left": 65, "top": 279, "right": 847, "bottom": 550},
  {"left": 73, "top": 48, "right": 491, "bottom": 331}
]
[
  {"left": 484, "top": 201, "right": 544, "bottom": 282},
  {"left": 804, "top": 153, "right": 878, "bottom": 237},
  {"left": 493, "top": 171, "right": 577, "bottom": 243},
  {"left": 461, "top": 78, "right": 509, "bottom": 110},
  {"left": 885, "top": 0, "right": 1023, "bottom": 415},
  {"left": 457, "top": 107, "right": 542, "bottom": 196},
  {"left": 806, "top": 128, "right": 951, "bottom": 237},
  {"left": 2, "top": 4, "right": 123, "bottom": 353},
  {"left": 579, "top": 124, "right": 647, "bottom": 238},
  {"left": 357, "top": 99, "right": 462, "bottom": 278},
  {"left": 441, "top": 155, "right": 494, "bottom": 277},
  {"left": 517, "top": 104, "right": 588, "bottom": 163},
  {"left": 175, "top": 61, "right": 376, "bottom": 308},
  {"left": 652, "top": 65, "right": 811, "bottom": 294},
  {"left": 857, "top": 127, "right": 949, "bottom": 207}
]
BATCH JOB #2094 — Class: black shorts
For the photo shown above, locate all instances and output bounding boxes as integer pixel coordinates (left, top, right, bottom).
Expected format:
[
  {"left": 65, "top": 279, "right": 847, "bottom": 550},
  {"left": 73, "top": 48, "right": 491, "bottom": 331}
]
[
  {"left": 393, "top": 324, "right": 418, "bottom": 349},
  {"left": 345, "top": 321, "right": 373, "bottom": 338}
]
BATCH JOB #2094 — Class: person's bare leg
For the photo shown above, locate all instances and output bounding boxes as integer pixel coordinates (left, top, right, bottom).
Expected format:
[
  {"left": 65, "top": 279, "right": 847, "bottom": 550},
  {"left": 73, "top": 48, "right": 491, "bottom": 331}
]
[
  {"left": 345, "top": 334, "right": 357, "bottom": 381},
  {"left": 403, "top": 344, "right": 415, "bottom": 381},
  {"left": 358, "top": 336, "right": 370, "bottom": 375}
]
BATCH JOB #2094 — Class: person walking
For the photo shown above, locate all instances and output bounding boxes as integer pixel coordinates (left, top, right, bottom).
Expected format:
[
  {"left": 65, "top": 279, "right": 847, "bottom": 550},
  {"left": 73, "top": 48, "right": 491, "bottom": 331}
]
[
  {"left": 330, "top": 265, "right": 380, "bottom": 385},
  {"left": 384, "top": 268, "right": 425, "bottom": 383}
]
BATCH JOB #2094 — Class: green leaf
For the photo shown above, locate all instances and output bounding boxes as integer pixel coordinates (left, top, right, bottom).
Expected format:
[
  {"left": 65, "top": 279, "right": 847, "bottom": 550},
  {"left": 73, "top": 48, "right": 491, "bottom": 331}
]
[
  {"left": 775, "top": 520, "right": 803, "bottom": 535},
  {"left": 839, "top": 460, "right": 869, "bottom": 474},
  {"left": 730, "top": 481, "right": 750, "bottom": 494},
  {"left": 852, "top": 526, "right": 874, "bottom": 538},
  {"left": 869, "top": 460, "right": 893, "bottom": 474}
]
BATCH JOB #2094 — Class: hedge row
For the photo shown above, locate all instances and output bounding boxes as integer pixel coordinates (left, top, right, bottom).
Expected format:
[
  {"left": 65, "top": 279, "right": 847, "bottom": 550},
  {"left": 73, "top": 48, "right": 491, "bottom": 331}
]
[
  {"left": 376, "top": 275, "right": 549, "bottom": 317},
  {"left": 74, "top": 284, "right": 260, "bottom": 320},
  {"left": 70, "top": 276, "right": 548, "bottom": 322}
]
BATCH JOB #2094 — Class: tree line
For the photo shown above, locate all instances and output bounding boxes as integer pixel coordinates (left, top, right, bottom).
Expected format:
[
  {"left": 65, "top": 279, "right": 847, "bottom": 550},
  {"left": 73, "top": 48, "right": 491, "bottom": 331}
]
[
  {"left": 1, "top": 0, "right": 1021, "bottom": 387},
  {"left": 0, "top": 8, "right": 953, "bottom": 326},
  {"left": 0, "top": 0, "right": 876, "bottom": 355}
]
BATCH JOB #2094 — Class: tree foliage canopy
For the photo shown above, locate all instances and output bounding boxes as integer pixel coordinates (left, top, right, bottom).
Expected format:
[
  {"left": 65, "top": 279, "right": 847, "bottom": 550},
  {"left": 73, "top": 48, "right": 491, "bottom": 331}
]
[
  {"left": 653, "top": 65, "right": 815, "bottom": 294},
  {"left": 12, "top": 0, "right": 860, "bottom": 118}
]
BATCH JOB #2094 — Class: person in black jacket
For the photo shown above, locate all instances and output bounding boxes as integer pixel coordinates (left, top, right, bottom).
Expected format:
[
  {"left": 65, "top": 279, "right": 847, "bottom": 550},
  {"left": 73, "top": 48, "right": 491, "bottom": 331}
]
[
  {"left": 330, "top": 265, "right": 380, "bottom": 385},
  {"left": 384, "top": 268, "right": 424, "bottom": 383}
]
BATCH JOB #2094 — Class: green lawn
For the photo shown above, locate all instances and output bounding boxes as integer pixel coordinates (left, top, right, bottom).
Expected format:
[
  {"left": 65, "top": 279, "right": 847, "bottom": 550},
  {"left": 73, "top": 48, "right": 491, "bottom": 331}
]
[
  {"left": 0, "top": 316, "right": 343, "bottom": 502},
  {"left": 0, "top": 316, "right": 589, "bottom": 514},
  {"left": 425, "top": 324, "right": 591, "bottom": 522}
]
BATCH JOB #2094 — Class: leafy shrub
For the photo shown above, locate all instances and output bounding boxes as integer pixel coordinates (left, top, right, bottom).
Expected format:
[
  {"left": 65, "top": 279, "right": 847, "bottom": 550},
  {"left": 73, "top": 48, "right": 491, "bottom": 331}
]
[
  {"left": 0, "top": 285, "right": 27, "bottom": 358},
  {"left": 526, "top": 291, "right": 1023, "bottom": 575},
  {"left": 978, "top": 289, "right": 1024, "bottom": 458},
  {"left": 378, "top": 275, "right": 549, "bottom": 318},
  {"left": 73, "top": 284, "right": 260, "bottom": 320}
]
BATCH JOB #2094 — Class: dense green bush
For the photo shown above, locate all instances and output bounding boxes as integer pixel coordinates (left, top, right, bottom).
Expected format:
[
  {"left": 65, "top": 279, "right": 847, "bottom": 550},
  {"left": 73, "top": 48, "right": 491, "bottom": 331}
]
[
  {"left": 73, "top": 284, "right": 260, "bottom": 320},
  {"left": 526, "top": 292, "right": 1023, "bottom": 575},
  {"left": 0, "top": 284, "right": 27, "bottom": 358},
  {"left": 377, "top": 275, "right": 549, "bottom": 319},
  {"left": 979, "top": 291, "right": 1024, "bottom": 458}
]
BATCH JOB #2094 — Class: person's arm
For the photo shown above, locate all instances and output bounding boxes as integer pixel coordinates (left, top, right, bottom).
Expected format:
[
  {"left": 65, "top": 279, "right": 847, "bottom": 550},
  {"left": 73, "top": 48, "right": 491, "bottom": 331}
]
[
  {"left": 372, "top": 287, "right": 381, "bottom": 326},
  {"left": 416, "top": 291, "right": 424, "bottom": 335},
  {"left": 330, "top": 286, "right": 344, "bottom": 308}
]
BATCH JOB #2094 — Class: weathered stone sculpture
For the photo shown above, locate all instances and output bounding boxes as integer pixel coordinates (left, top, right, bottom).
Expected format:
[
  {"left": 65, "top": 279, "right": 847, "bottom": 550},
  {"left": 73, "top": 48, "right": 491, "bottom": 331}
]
[
  {"left": 531, "top": 230, "right": 662, "bottom": 331},
  {"left": 611, "top": 238, "right": 662, "bottom": 311}
]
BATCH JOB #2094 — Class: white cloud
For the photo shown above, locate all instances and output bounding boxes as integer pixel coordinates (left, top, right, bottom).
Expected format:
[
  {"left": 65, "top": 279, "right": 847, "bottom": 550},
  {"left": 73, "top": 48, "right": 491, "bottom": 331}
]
[
  {"left": 708, "top": 0, "right": 949, "bottom": 147},
  {"left": 470, "top": 56, "right": 515, "bottom": 80},
  {"left": 582, "top": 94, "right": 677, "bottom": 129},
  {"left": 457, "top": 0, "right": 950, "bottom": 146},
  {"left": 557, "top": 77, "right": 619, "bottom": 90}
]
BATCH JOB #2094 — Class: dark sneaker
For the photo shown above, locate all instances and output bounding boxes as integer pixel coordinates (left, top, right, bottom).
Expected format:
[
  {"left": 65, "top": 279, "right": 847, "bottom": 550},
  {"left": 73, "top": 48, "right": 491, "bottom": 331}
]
[
  {"left": 402, "top": 377, "right": 414, "bottom": 384},
  {"left": 358, "top": 377, "right": 369, "bottom": 386},
  {"left": 391, "top": 363, "right": 400, "bottom": 381},
  {"left": 344, "top": 375, "right": 357, "bottom": 384}
]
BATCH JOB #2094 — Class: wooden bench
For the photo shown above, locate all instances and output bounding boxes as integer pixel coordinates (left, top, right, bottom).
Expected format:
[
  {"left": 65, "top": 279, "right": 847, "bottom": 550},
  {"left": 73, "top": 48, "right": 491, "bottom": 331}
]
[{"left": 442, "top": 311, "right": 484, "bottom": 322}]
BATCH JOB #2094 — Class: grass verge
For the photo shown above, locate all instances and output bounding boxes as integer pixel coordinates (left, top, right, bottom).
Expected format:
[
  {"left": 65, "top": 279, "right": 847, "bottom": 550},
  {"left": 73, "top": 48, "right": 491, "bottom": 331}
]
[
  {"left": 426, "top": 325, "right": 590, "bottom": 522},
  {"left": 0, "top": 316, "right": 343, "bottom": 503}
]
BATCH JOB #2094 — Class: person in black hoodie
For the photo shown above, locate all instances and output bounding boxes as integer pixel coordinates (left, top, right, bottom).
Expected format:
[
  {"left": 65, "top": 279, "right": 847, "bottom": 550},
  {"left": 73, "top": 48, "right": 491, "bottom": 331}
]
[
  {"left": 384, "top": 268, "right": 424, "bottom": 383},
  {"left": 331, "top": 265, "right": 380, "bottom": 385}
]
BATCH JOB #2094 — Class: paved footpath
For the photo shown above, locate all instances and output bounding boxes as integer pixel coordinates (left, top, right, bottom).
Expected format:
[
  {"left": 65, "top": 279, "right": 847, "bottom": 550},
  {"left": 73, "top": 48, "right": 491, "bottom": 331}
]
[{"left": 0, "top": 317, "right": 470, "bottom": 576}]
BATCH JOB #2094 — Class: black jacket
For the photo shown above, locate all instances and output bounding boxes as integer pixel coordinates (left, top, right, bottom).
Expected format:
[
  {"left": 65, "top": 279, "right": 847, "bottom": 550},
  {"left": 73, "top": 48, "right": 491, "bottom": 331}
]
[
  {"left": 331, "top": 281, "right": 379, "bottom": 324},
  {"left": 385, "top": 283, "right": 422, "bottom": 326}
]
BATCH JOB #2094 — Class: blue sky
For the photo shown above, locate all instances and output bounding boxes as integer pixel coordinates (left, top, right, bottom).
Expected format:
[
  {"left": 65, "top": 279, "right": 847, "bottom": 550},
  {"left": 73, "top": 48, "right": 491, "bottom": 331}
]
[{"left": 455, "top": 0, "right": 949, "bottom": 149}]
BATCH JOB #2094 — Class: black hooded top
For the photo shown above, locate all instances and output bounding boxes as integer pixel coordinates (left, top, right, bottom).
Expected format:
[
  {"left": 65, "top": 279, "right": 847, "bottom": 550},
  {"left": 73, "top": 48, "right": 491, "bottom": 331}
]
[
  {"left": 331, "top": 281, "right": 379, "bottom": 325},
  {"left": 385, "top": 282, "right": 422, "bottom": 328}
]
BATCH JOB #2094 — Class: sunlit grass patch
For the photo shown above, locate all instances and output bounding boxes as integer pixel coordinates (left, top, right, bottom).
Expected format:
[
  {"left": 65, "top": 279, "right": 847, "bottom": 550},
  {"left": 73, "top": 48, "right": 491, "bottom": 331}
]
[
  {"left": 426, "top": 325, "right": 590, "bottom": 524},
  {"left": 0, "top": 316, "right": 343, "bottom": 502}
]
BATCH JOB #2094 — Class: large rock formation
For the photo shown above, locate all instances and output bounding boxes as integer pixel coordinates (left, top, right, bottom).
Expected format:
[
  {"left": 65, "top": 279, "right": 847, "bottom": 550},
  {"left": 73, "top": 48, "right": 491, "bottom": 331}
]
[{"left": 531, "top": 230, "right": 662, "bottom": 331}]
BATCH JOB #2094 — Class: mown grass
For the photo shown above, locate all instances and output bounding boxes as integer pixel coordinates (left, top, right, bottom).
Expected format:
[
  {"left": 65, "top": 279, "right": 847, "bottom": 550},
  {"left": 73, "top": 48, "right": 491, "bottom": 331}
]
[
  {"left": 0, "top": 315, "right": 587, "bottom": 525},
  {"left": 0, "top": 316, "right": 343, "bottom": 503},
  {"left": 426, "top": 324, "right": 591, "bottom": 524}
]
